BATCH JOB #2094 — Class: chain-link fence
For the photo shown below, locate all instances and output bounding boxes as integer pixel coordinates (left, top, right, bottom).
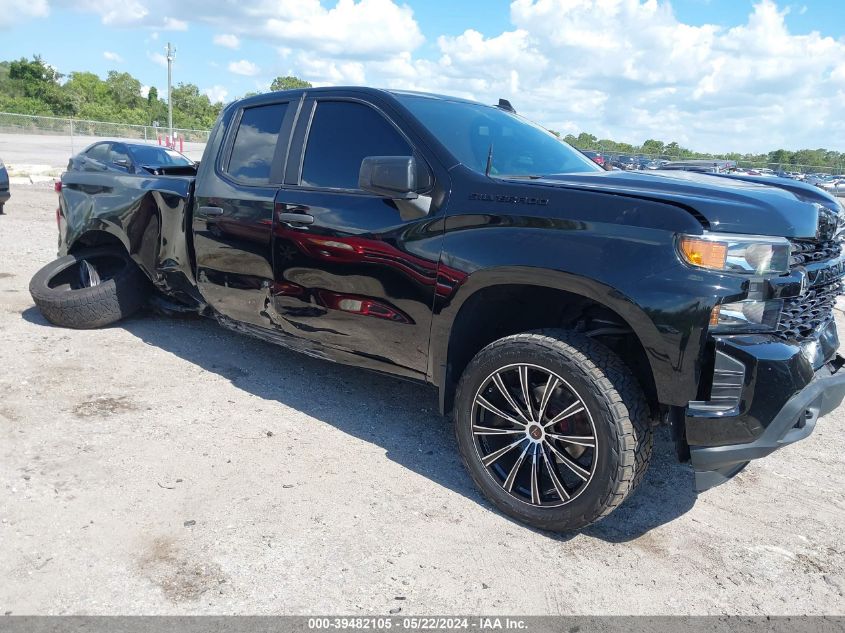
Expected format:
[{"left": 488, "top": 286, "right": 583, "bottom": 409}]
[{"left": 0, "top": 112, "right": 211, "bottom": 144}]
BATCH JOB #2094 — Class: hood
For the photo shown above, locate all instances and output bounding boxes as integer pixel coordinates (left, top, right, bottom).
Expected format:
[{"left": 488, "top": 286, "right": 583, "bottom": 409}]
[{"left": 519, "top": 169, "right": 843, "bottom": 239}]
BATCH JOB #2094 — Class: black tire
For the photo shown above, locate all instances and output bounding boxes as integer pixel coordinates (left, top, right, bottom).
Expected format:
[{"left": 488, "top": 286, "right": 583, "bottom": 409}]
[
  {"left": 454, "top": 329, "right": 652, "bottom": 532},
  {"left": 29, "top": 248, "right": 150, "bottom": 329}
]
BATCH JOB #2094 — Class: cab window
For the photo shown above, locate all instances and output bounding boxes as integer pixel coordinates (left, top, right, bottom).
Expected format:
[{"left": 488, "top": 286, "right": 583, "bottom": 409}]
[
  {"left": 110, "top": 145, "right": 132, "bottom": 170},
  {"left": 86, "top": 143, "right": 111, "bottom": 162},
  {"left": 226, "top": 102, "right": 288, "bottom": 184},
  {"left": 301, "top": 101, "right": 411, "bottom": 190}
]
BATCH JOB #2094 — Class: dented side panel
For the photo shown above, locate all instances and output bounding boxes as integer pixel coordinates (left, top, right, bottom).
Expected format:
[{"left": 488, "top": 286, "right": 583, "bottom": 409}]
[{"left": 58, "top": 170, "right": 203, "bottom": 308}]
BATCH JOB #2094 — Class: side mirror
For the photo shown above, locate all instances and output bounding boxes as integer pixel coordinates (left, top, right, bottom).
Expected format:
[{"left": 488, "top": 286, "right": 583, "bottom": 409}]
[{"left": 358, "top": 156, "right": 421, "bottom": 199}]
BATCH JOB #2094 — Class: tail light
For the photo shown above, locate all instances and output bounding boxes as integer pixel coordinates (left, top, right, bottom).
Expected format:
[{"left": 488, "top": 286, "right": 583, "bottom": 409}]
[{"left": 55, "top": 181, "right": 62, "bottom": 228}]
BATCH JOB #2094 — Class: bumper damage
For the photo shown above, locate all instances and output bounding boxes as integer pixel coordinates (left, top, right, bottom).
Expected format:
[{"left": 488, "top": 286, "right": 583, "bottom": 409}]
[
  {"left": 686, "top": 313, "right": 845, "bottom": 491},
  {"left": 690, "top": 352, "right": 845, "bottom": 491}
]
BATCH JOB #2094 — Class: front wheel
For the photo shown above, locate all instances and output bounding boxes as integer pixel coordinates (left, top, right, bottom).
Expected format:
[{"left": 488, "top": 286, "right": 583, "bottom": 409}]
[
  {"left": 29, "top": 248, "right": 150, "bottom": 329},
  {"left": 454, "top": 329, "right": 652, "bottom": 532}
]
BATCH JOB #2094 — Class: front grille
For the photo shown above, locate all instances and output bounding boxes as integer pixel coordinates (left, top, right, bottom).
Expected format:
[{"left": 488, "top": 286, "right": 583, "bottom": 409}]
[
  {"left": 790, "top": 239, "right": 842, "bottom": 267},
  {"left": 778, "top": 238, "right": 844, "bottom": 340},
  {"left": 778, "top": 278, "right": 842, "bottom": 339}
]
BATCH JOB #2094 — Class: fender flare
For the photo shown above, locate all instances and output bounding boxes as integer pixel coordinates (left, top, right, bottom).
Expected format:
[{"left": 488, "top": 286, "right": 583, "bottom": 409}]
[{"left": 428, "top": 266, "right": 669, "bottom": 413}]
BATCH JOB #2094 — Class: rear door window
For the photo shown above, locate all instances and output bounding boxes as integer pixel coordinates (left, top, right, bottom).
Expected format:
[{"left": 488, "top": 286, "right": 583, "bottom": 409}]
[
  {"left": 300, "top": 101, "right": 411, "bottom": 190},
  {"left": 226, "top": 102, "right": 288, "bottom": 184},
  {"left": 86, "top": 143, "right": 111, "bottom": 162},
  {"left": 110, "top": 144, "right": 132, "bottom": 171}
]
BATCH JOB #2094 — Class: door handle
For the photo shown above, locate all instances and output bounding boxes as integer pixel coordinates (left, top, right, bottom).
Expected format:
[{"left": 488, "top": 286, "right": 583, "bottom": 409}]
[
  {"left": 277, "top": 212, "right": 315, "bottom": 226},
  {"left": 199, "top": 206, "right": 224, "bottom": 218}
]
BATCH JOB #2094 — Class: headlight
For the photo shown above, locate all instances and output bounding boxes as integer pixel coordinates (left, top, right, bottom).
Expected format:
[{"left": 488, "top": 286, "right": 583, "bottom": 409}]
[
  {"left": 826, "top": 200, "right": 845, "bottom": 236},
  {"left": 678, "top": 233, "right": 790, "bottom": 275},
  {"left": 710, "top": 299, "right": 782, "bottom": 333}
]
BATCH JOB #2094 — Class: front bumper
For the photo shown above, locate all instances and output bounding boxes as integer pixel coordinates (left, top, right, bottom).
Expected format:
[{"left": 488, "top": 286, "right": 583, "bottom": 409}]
[
  {"left": 690, "top": 356, "right": 845, "bottom": 490},
  {"left": 687, "top": 321, "right": 845, "bottom": 491}
]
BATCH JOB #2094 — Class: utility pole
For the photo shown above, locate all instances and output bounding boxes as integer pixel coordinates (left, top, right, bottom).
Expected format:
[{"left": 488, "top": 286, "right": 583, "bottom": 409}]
[{"left": 166, "top": 42, "right": 175, "bottom": 147}]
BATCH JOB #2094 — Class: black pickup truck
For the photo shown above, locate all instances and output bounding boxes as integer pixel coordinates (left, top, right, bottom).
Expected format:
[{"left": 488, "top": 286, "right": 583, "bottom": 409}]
[{"left": 30, "top": 87, "right": 845, "bottom": 531}]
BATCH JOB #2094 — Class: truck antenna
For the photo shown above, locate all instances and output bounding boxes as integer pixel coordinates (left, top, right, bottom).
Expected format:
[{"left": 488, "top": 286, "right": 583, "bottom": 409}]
[
  {"left": 497, "top": 99, "right": 516, "bottom": 113},
  {"left": 485, "top": 143, "right": 494, "bottom": 177}
]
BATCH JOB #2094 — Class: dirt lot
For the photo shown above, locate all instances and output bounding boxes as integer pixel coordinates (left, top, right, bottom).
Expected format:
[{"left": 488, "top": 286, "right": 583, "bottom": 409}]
[{"left": 1, "top": 184, "right": 844, "bottom": 615}]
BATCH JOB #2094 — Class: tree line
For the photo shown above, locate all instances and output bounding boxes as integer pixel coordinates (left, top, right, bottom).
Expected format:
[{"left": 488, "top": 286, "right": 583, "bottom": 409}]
[
  {"left": 2, "top": 55, "right": 841, "bottom": 171},
  {"left": 557, "top": 132, "right": 844, "bottom": 173},
  {"left": 0, "top": 56, "right": 312, "bottom": 131}
]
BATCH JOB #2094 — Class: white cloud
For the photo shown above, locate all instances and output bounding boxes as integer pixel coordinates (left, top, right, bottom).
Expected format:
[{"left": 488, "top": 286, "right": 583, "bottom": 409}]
[
  {"left": 369, "top": 0, "right": 845, "bottom": 153},
  {"left": 74, "top": 0, "right": 149, "bottom": 26},
  {"left": 213, "top": 33, "right": 240, "bottom": 49},
  {"left": 50, "top": 0, "right": 424, "bottom": 58},
  {"left": 219, "top": 0, "right": 844, "bottom": 152},
  {"left": 147, "top": 52, "right": 168, "bottom": 68},
  {"left": 438, "top": 29, "right": 545, "bottom": 72},
  {"left": 0, "top": 0, "right": 49, "bottom": 26},
  {"left": 103, "top": 51, "right": 124, "bottom": 63},
  {"left": 163, "top": 17, "right": 188, "bottom": 30},
  {"left": 203, "top": 85, "right": 229, "bottom": 103},
  {"left": 25, "top": 0, "right": 845, "bottom": 152},
  {"left": 260, "top": 0, "right": 424, "bottom": 59},
  {"left": 295, "top": 57, "right": 366, "bottom": 85},
  {"left": 51, "top": 0, "right": 185, "bottom": 29},
  {"left": 228, "top": 59, "right": 260, "bottom": 76}
]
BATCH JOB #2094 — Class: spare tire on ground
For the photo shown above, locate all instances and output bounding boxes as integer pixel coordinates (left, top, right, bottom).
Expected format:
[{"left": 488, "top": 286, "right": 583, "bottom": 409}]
[{"left": 29, "top": 248, "right": 150, "bottom": 329}]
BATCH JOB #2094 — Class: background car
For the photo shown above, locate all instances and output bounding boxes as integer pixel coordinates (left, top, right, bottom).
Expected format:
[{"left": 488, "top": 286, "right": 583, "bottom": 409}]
[
  {"left": 609, "top": 154, "right": 637, "bottom": 170},
  {"left": 67, "top": 141, "right": 195, "bottom": 175},
  {"left": 804, "top": 174, "right": 832, "bottom": 187},
  {"left": 657, "top": 159, "right": 737, "bottom": 173},
  {"left": 733, "top": 167, "right": 776, "bottom": 177},
  {"left": 580, "top": 150, "right": 605, "bottom": 167},
  {"left": 0, "top": 158, "right": 9, "bottom": 214},
  {"left": 819, "top": 177, "right": 845, "bottom": 198}
]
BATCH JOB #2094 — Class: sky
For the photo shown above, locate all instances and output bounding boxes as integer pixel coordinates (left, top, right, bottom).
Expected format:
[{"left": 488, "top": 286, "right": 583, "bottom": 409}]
[{"left": 1, "top": 0, "right": 844, "bottom": 153}]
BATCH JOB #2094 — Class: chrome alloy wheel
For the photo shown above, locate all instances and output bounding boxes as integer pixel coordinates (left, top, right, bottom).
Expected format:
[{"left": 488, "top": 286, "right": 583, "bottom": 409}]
[
  {"left": 471, "top": 363, "right": 598, "bottom": 507},
  {"left": 79, "top": 259, "right": 102, "bottom": 287},
  {"left": 47, "top": 253, "right": 124, "bottom": 293}
]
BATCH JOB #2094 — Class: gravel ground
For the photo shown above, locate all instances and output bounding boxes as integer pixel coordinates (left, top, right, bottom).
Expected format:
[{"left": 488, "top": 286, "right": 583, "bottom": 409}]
[{"left": 1, "top": 184, "right": 844, "bottom": 615}]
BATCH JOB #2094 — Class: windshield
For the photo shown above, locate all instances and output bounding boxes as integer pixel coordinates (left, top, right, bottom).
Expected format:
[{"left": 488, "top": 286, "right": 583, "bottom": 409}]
[
  {"left": 130, "top": 145, "right": 193, "bottom": 167},
  {"left": 395, "top": 94, "right": 601, "bottom": 177}
]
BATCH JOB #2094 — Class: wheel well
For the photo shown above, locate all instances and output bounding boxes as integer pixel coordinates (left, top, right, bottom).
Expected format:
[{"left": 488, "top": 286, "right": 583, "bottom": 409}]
[
  {"left": 442, "top": 284, "right": 658, "bottom": 417},
  {"left": 68, "top": 231, "right": 127, "bottom": 256}
]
